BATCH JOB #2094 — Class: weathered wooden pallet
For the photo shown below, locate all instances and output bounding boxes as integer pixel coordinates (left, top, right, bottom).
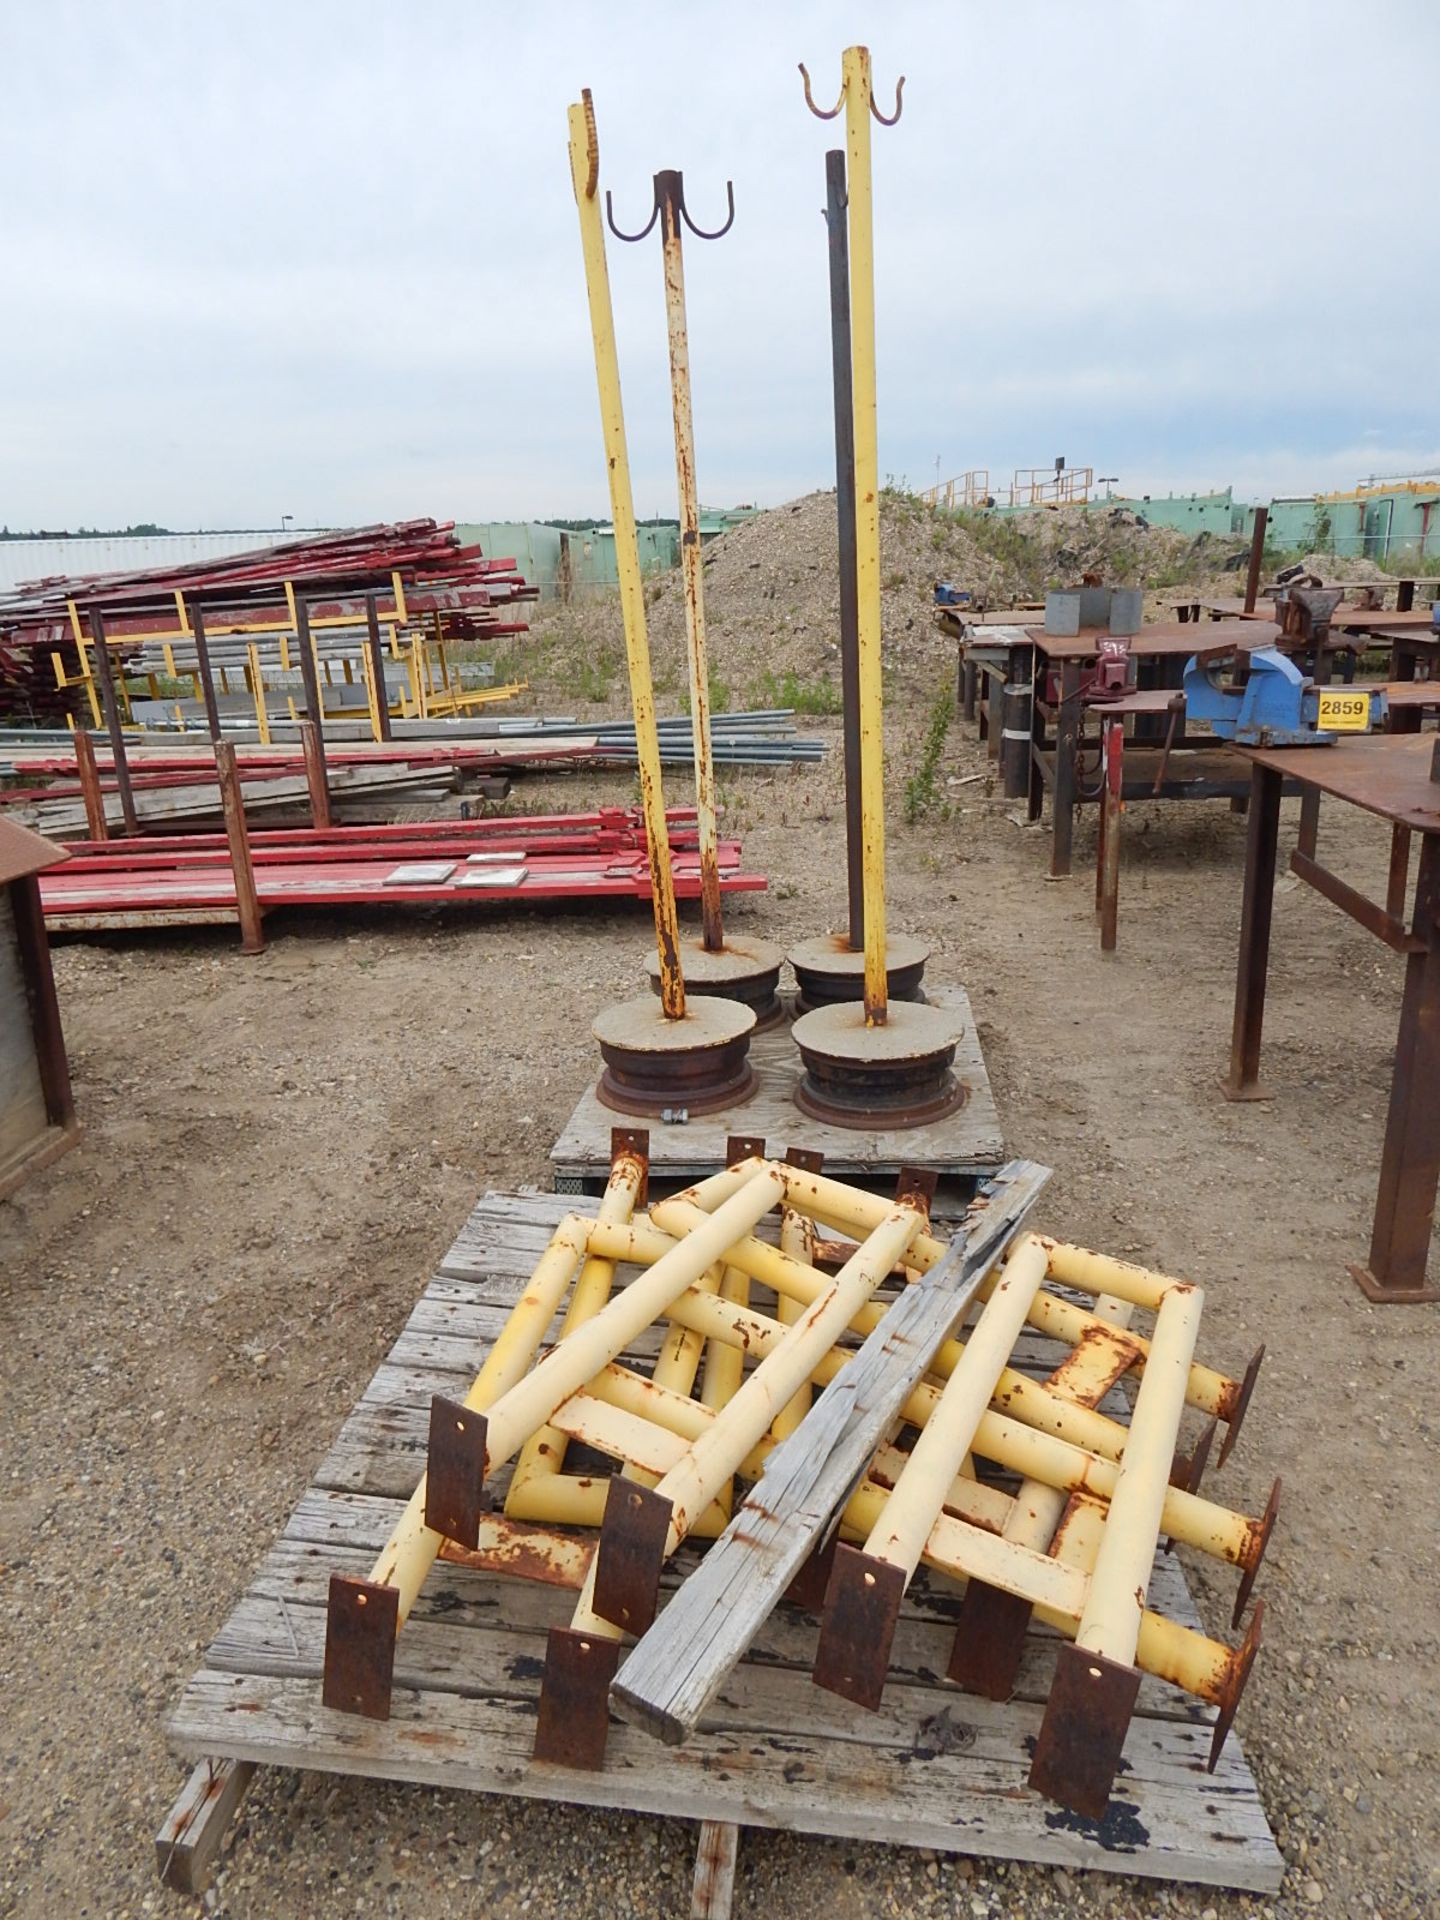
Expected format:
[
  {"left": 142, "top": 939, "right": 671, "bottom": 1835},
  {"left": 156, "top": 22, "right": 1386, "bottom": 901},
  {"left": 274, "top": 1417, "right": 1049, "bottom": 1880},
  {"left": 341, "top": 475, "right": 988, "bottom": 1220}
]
[
  {"left": 161, "top": 1189, "right": 1284, "bottom": 1906},
  {"left": 550, "top": 985, "right": 1005, "bottom": 1195}
]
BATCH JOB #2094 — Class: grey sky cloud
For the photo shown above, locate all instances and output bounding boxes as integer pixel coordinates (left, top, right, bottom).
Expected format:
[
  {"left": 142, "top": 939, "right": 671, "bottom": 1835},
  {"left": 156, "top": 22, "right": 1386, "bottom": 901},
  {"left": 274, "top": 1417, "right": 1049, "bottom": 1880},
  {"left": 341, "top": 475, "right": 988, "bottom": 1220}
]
[{"left": 4, "top": 0, "right": 1436, "bottom": 529}]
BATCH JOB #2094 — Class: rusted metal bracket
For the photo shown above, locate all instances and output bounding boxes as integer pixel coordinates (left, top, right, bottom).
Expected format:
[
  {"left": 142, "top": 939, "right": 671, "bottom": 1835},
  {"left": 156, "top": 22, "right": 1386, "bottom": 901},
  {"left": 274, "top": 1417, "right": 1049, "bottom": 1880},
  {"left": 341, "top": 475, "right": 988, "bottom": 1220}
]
[
  {"left": 812, "top": 1543, "right": 907, "bottom": 1709},
  {"left": 1028, "top": 1640, "right": 1143, "bottom": 1819},
  {"left": 946, "top": 1580, "right": 1035, "bottom": 1701},
  {"left": 1210, "top": 1599, "right": 1265, "bottom": 1771},
  {"left": 894, "top": 1164, "right": 938, "bottom": 1218},
  {"left": 610, "top": 1125, "right": 650, "bottom": 1206},
  {"left": 321, "top": 1574, "right": 399, "bottom": 1720},
  {"left": 782, "top": 1145, "right": 825, "bottom": 1175},
  {"left": 533, "top": 1626, "right": 620, "bottom": 1769},
  {"left": 592, "top": 1478, "right": 674, "bottom": 1635},
  {"left": 1232, "top": 1477, "right": 1282, "bottom": 1628},
  {"left": 726, "top": 1133, "right": 766, "bottom": 1166},
  {"left": 423, "top": 1396, "right": 490, "bottom": 1548},
  {"left": 1217, "top": 1345, "right": 1266, "bottom": 1465},
  {"left": 783, "top": 1531, "right": 838, "bottom": 1614}
]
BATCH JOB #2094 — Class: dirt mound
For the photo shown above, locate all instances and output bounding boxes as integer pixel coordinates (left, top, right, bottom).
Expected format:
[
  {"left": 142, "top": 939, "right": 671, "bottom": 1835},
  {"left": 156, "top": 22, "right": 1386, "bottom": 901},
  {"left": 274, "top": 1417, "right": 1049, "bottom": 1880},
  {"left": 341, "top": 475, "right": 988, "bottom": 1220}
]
[{"left": 524, "top": 491, "right": 1252, "bottom": 710}]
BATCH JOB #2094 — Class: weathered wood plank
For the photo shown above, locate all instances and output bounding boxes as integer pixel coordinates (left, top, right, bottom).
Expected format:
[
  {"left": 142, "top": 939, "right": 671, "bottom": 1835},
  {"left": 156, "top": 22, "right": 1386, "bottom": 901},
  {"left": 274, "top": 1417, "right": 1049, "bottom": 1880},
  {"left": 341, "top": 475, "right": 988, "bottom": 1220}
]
[
  {"left": 154, "top": 1757, "right": 256, "bottom": 1894},
  {"left": 167, "top": 1669, "right": 1282, "bottom": 1892},
  {"left": 611, "top": 1163, "right": 1050, "bottom": 1745},
  {"left": 691, "top": 1820, "right": 738, "bottom": 1920}
]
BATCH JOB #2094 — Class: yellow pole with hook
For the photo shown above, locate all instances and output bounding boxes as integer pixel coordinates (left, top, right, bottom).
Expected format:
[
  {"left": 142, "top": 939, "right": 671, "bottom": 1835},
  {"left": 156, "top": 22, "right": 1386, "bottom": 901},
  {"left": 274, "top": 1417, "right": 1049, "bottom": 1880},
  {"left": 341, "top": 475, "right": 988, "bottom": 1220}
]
[
  {"left": 623, "top": 171, "right": 736, "bottom": 953},
  {"left": 802, "top": 46, "right": 904, "bottom": 1023},
  {"left": 569, "top": 90, "right": 685, "bottom": 1015}
]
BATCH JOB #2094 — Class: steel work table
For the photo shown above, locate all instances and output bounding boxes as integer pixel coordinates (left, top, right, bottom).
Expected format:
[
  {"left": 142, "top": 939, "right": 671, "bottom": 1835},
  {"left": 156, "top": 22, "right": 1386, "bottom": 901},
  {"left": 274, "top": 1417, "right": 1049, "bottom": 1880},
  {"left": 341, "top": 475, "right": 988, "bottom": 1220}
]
[
  {"left": 1027, "top": 621, "right": 1280, "bottom": 876},
  {"left": 1224, "top": 732, "right": 1440, "bottom": 1303}
]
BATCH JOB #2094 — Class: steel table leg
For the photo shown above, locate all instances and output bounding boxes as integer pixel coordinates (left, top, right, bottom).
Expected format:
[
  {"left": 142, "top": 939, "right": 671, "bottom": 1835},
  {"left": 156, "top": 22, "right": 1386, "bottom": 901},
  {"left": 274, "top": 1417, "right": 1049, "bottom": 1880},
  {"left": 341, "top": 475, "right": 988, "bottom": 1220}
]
[
  {"left": 960, "top": 649, "right": 976, "bottom": 724},
  {"left": 1350, "top": 834, "right": 1440, "bottom": 1303},
  {"left": 1096, "top": 715, "right": 1122, "bottom": 953},
  {"left": 1049, "top": 661, "right": 1082, "bottom": 877},
  {"left": 1221, "top": 763, "right": 1282, "bottom": 1100},
  {"left": 999, "top": 641, "right": 1032, "bottom": 799}
]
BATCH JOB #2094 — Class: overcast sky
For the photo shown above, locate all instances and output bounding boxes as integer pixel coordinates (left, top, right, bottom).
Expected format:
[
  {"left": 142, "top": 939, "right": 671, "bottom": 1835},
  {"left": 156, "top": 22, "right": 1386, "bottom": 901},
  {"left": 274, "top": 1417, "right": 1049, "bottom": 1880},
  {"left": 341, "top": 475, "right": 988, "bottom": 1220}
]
[{"left": 5, "top": 1, "right": 1437, "bottom": 530}]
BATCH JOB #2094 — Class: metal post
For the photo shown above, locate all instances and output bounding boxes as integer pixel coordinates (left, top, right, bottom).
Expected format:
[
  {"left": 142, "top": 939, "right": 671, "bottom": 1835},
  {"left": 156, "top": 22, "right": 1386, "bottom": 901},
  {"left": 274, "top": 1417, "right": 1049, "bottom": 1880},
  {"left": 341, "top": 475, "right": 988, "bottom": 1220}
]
[
  {"left": 294, "top": 599, "right": 331, "bottom": 821},
  {"left": 1221, "top": 762, "right": 1282, "bottom": 1099},
  {"left": 72, "top": 728, "right": 110, "bottom": 841},
  {"left": 841, "top": 50, "right": 889, "bottom": 1022},
  {"left": 568, "top": 90, "right": 684, "bottom": 1017},
  {"left": 10, "top": 872, "right": 77, "bottom": 1134},
  {"left": 298, "top": 719, "right": 333, "bottom": 830},
  {"left": 1242, "top": 505, "right": 1269, "bottom": 615},
  {"left": 1352, "top": 831, "right": 1440, "bottom": 1302},
  {"left": 87, "top": 609, "right": 139, "bottom": 836},
  {"left": 365, "top": 592, "right": 393, "bottom": 741},
  {"left": 191, "top": 604, "right": 223, "bottom": 742},
  {"left": 656, "top": 170, "right": 725, "bottom": 951},
  {"left": 215, "top": 740, "right": 265, "bottom": 955},
  {"left": 825, "top": 147, "right": 865, "bottom": 951}
]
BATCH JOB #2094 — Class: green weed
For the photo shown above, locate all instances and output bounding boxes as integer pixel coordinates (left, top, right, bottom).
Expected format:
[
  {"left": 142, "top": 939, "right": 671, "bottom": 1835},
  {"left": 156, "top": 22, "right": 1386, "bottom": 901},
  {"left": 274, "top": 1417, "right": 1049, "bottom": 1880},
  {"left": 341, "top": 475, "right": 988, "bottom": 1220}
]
[
  {"left": 903, "top": 681, "right": 955, "bottom": 824},
  {"left": 749, "top": 667, "right": 843, "bottom": 715}
]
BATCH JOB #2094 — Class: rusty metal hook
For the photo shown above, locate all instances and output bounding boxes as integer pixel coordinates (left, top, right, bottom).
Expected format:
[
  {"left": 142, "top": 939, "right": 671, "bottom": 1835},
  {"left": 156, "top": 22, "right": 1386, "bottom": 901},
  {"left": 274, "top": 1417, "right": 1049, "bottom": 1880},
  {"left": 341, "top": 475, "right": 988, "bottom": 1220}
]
[
  {"left": 606, "top": 170, "right": 735, "bottom": 245},
  {"left": 604, "top": 191, "right": 659, "bottom": 244},
  {"left": 799, "top": 62, "right": 844, "bottom": 119},
  {"left": 678, "top": 176, "right": 735, "bottom": 241},
  {"left": 871, "top": 74, "right": 905, "bottom": 126},
  {"left": 799, "top": 56, "right": 905, "bottom": 125}
]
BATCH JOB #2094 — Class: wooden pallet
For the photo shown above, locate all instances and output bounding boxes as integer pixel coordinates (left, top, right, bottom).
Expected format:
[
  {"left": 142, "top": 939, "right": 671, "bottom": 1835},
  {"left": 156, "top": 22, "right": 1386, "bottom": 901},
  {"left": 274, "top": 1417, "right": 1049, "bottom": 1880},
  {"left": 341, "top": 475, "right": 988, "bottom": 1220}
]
[
  {"left": 161, "top": 1190, "right": 1284, "bottom": 1905},
  {"left": 551, "top": 984, "right": 1005, "bottom": 1195}
]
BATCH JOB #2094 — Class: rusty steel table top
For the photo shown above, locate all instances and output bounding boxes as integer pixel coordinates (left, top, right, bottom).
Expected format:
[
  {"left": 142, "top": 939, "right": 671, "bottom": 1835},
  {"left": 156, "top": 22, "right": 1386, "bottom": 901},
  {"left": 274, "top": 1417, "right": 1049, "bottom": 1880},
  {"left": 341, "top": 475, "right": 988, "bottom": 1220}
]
[
  {"left": 1029, "top": 619, "right": 1280, "bottom": 661},
  {"left": 1239, "top": 731, "right": 1440, "bottom": 834}
]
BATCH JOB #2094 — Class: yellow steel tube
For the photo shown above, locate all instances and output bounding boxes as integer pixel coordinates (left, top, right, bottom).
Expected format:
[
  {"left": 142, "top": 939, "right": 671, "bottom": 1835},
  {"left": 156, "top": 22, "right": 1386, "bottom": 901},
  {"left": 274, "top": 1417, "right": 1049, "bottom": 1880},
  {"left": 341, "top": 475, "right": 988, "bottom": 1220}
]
[
  {"left": 367, "top": 1213, "right": 592, "bottom": 1620},
  {"left": 1075, "top": 1285, "right": 1204, "bottom": 1667},
  {"left": 652, "top": 1204, "right": 923, "bottom": 1544},
  {"left": 508, "top": 1155, "right": 645, "bottom": 1504},
  {"left": 864, "top": 1235, "right": 1048, "bottom": 1578},
  {"left": 568, "top": 92, "right": 683, "bottom": 1014},
  {"left": 1040, "top": 1238, "right": 1188, "bottom": 1312},
  {"left": 772, "top": 1210, "right": 814, "bottom": 1441},
  {"left": 480, "top": 1168, "right": 782, "bottom": 1473},
  {"left": 568, "top": 1205, "right": 922, "bottom": 1636},
  {"left": 247, "top": 643, "right": 270, "bottom": 744},
  {"left": 659, "top": 180, "right": 724, "bottom": 952},
  {"left": 842, "top": 45, "right": 888, "bottom": 1023}
]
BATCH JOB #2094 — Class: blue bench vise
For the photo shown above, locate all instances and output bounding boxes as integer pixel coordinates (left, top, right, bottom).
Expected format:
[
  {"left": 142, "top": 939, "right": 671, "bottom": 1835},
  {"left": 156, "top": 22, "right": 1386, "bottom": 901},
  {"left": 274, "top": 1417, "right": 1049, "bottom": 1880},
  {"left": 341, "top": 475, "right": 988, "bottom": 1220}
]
[{"left": 1182, "top": 645, "right": 1387, "bottom": 747}]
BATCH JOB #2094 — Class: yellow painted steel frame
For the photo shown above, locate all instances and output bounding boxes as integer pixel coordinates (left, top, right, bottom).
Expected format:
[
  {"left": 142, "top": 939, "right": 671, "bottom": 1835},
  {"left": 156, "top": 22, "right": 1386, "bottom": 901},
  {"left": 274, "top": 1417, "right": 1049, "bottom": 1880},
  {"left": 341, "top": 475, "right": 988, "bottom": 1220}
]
[{"left": 568, "top": 90, "right": 684, "bottom": 1017}]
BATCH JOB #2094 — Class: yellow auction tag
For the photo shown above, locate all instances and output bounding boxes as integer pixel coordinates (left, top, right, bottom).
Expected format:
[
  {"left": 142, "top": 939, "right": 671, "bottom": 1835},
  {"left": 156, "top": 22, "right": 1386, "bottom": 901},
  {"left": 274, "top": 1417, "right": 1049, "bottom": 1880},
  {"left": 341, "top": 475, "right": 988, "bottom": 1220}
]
[{"left": 1317, "top": 689, "right": 1371, "bottom": 732}]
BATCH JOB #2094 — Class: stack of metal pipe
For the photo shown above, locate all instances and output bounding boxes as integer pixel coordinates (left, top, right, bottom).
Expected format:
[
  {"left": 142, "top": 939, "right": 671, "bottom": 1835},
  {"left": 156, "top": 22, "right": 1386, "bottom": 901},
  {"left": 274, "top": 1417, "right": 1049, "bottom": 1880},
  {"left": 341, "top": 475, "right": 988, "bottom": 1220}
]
[{"left": 318, "top": 1136, "right": 1277, "bottom": 1823}]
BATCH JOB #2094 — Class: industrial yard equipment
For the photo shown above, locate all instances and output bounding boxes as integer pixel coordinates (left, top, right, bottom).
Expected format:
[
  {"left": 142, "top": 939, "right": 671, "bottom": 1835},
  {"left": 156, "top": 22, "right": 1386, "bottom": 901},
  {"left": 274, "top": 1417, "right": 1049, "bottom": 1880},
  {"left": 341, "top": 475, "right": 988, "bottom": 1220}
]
[
  {"left": 568, "top": 90, "right": 757, "bottom": 1115},
  {"left": 314, "top": 1133, "right": 1274, "bottom": 1827},
  {"left": 789, "top": 49, "right": 962, "bottom": 1125},
  {"left": 607, "top": 167, "right": 784, "bottom": 1028}
]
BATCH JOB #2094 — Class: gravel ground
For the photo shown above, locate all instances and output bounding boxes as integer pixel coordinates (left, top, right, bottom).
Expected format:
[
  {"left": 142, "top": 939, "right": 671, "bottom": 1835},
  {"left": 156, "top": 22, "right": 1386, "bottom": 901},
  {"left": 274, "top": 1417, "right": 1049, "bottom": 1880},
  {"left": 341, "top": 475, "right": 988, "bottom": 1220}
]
[{"left": 3, "top": 556, "right": 1438, "bottom": 1919}]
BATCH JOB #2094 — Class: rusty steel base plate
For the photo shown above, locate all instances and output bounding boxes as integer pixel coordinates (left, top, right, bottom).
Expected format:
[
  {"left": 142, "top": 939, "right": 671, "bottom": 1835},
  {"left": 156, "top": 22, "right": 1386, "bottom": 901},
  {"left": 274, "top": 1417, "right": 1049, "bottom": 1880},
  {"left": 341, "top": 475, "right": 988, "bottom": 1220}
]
[
  {"left": 947, "top": 1579, "right": 1034, "bottom": 1701},
  {"left": 592, "top": 1479, "right": 673, "bottom": 1636},
  {"left": 645, "top": 935, "right": 787, "bottom": 1031},
  {"left": 1028, "top": 1642, "right": 1143, "bottom": 1820},
  {"left": 812, "top": 1544, "right": 908, "bottom": 1710},
  {"left": 533, "top": 1626, "right": 621, "bottom": 1770},
  {"left": 789, "top": 930, "right": 929, "bottom": 1014},
  {"left": 321, "top": 1574, "right": 399, "bottom": 1721},
  {"left": 593, "top": 994, "right": 757, "bottom": 1117},
  {"left": 791, "top": 999, "right": 967, "bottom": 1131}
]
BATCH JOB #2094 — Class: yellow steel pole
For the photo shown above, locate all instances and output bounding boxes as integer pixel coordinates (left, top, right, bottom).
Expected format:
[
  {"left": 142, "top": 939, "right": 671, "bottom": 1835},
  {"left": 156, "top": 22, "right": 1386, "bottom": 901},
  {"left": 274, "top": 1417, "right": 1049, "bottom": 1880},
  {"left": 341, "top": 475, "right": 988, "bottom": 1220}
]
[
  {"left": 569, "top": 91, "right": 684, "bottom": 1015},
  {"left": 804, "top": 46, "right": 904, "bottom": 1022},
  {"left": 656, "top": 173, "right": 725, "bottom": 951}
]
